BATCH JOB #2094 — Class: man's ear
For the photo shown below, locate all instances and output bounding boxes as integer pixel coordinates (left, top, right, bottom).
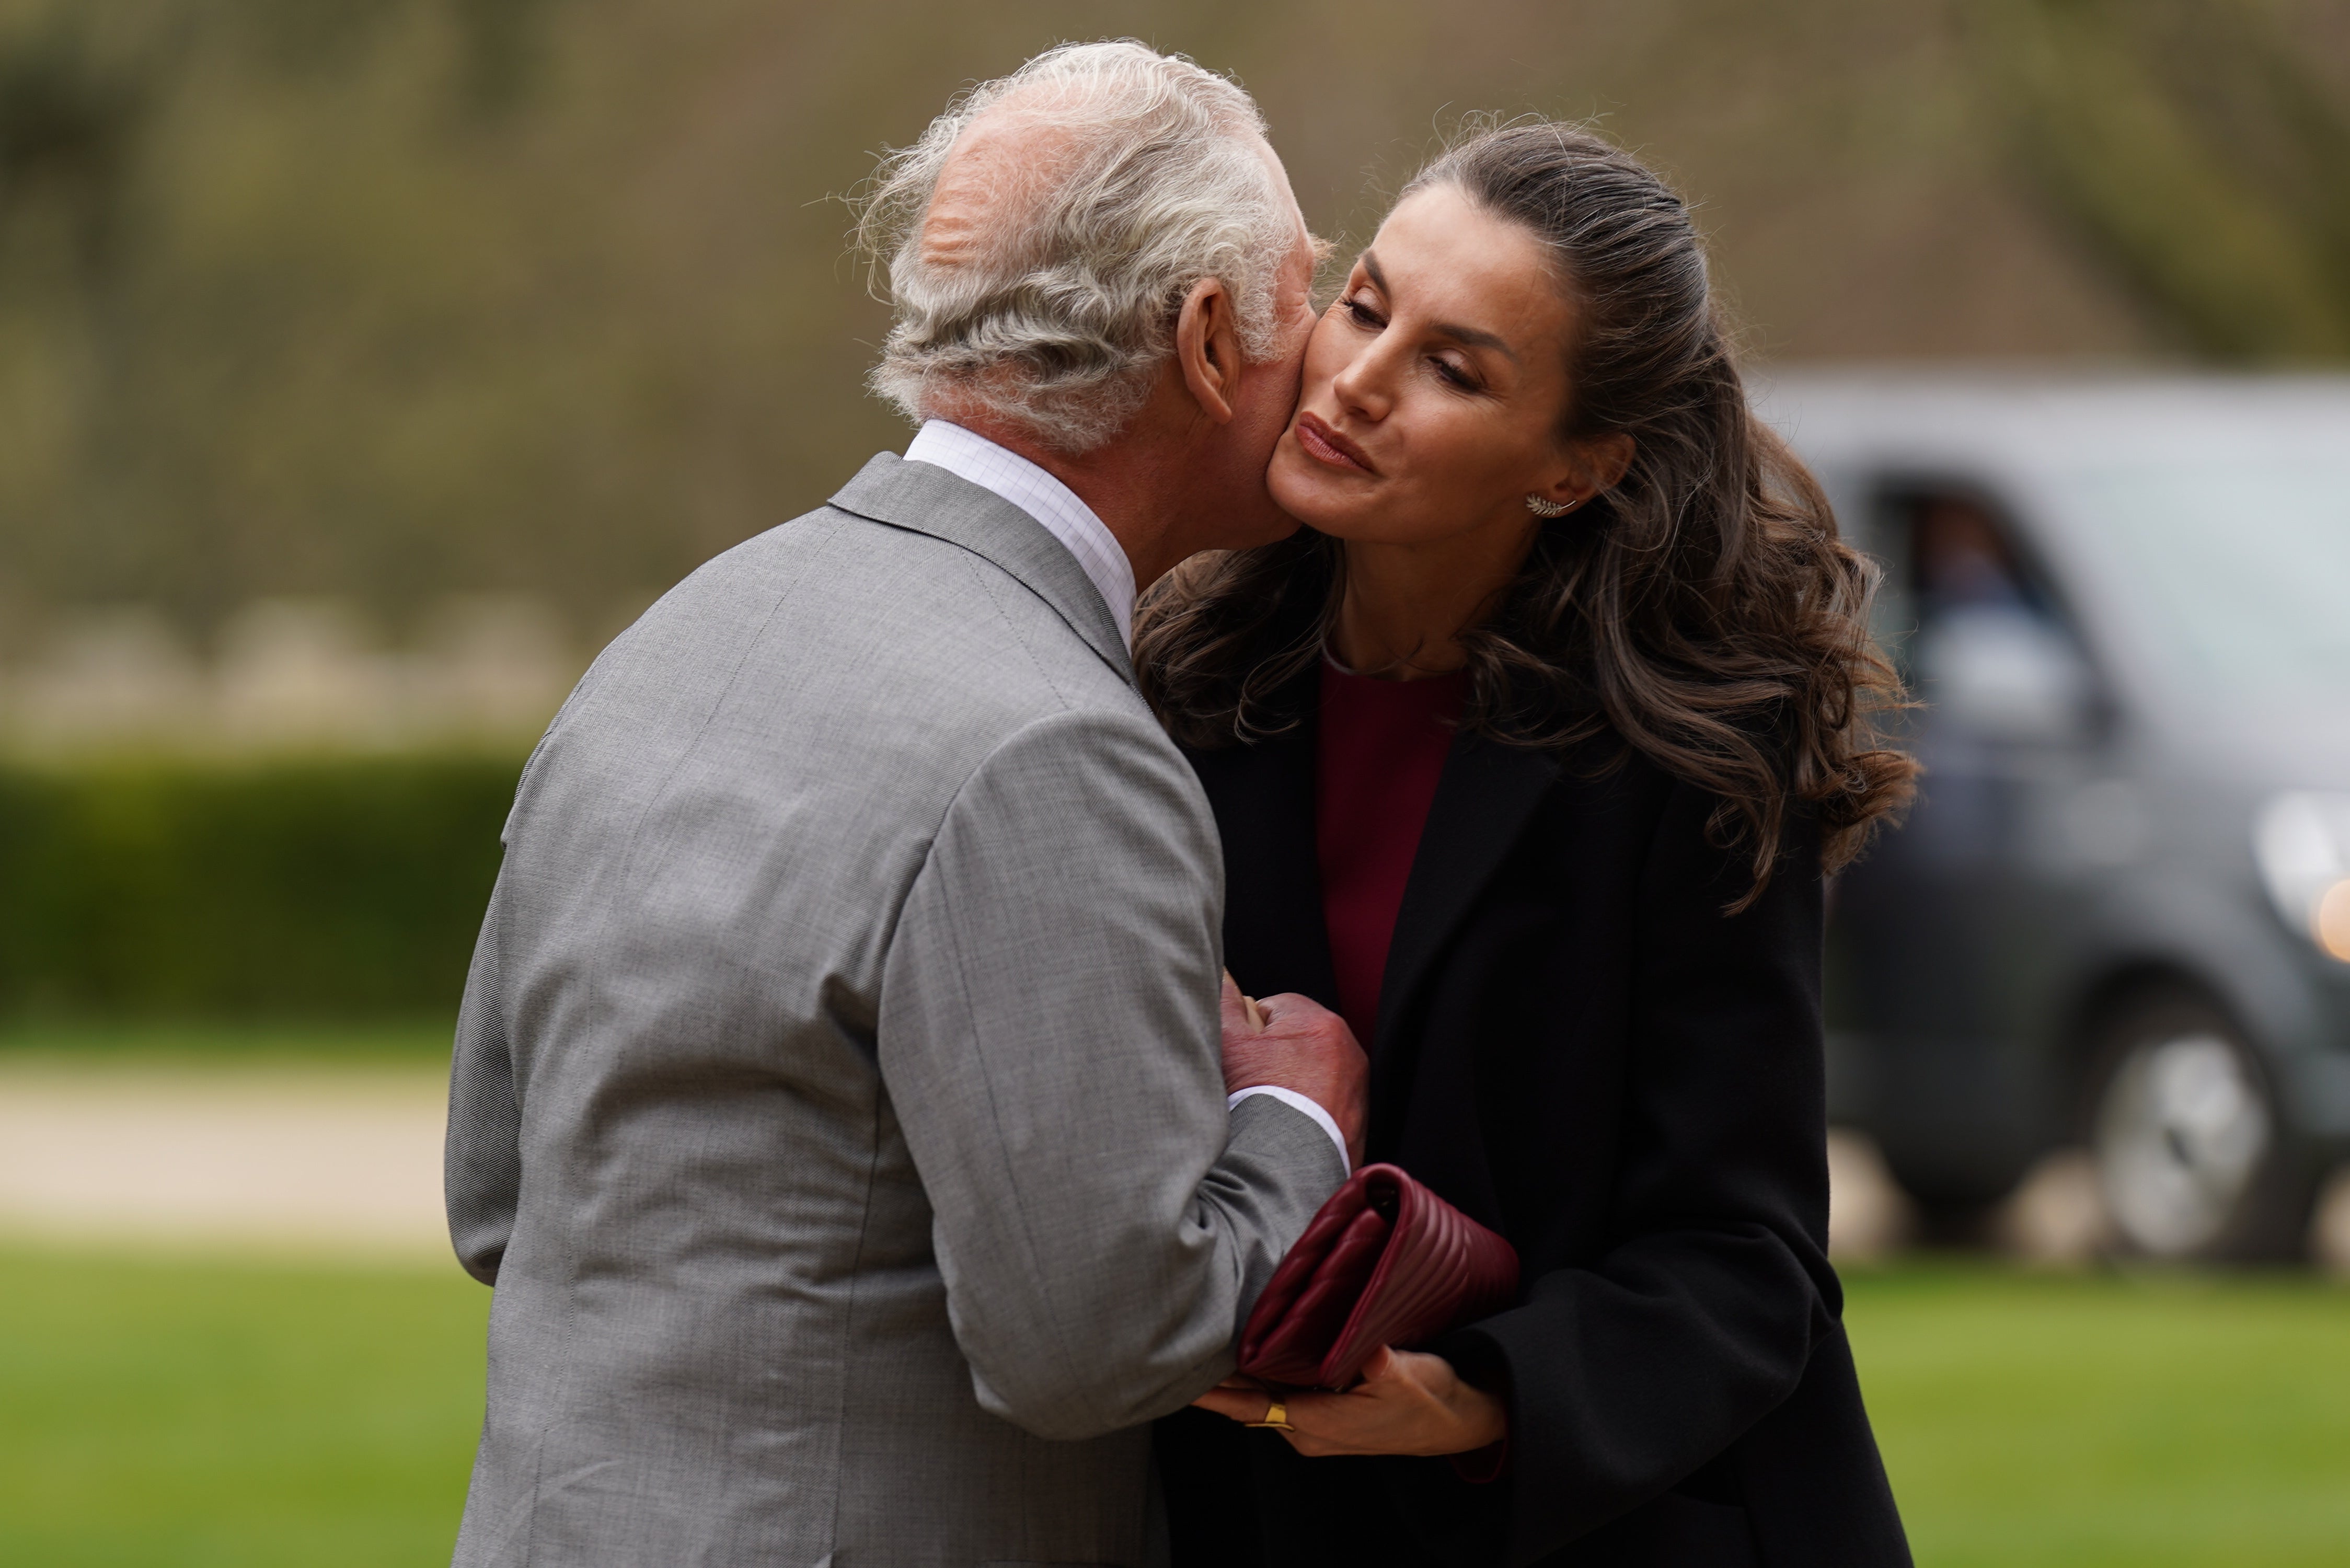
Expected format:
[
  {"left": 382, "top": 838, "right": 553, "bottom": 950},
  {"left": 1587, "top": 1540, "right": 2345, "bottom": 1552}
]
[
  {"left": 1534, "top": 432, "right": 1637, "bottom": 510},
  {"left": 1174, "top": 276, "right": 1241, "bottom": 426}
]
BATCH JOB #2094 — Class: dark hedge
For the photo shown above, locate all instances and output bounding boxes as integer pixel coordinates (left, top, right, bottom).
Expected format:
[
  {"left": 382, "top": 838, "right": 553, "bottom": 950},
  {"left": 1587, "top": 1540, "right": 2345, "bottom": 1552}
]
[{"left": 0, "top": 753, "right": 521, "bottom": 1020}]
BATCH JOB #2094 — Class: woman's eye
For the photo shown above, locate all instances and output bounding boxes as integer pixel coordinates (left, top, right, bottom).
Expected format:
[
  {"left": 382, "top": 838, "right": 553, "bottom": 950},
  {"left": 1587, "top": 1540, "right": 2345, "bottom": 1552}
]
[
  {"left": 1342, "top": 297, "right": 1385, "bottom": 329},
  {"left": 1432, "top": 358, "right": 1477, "bottom": 390}
]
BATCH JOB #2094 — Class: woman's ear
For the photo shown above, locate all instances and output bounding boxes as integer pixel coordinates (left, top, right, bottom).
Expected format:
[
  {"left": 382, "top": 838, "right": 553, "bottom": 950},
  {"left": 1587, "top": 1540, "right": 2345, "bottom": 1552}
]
[
  {"left": 1586, "top": 433, "right": 1636, "bottom": 491},
  {"left": 1174, "top": 276, "right": 1242, "bottom": 425},
  {"left": 1536, "top": 432, "right": 1636, "bottom": 510}
]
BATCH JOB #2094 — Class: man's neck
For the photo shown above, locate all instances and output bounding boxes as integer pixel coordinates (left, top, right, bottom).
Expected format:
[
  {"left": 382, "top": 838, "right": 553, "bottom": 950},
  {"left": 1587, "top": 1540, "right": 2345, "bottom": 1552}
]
[{"left": 954, "top": 416, "right": 1186, "bottom": 590}]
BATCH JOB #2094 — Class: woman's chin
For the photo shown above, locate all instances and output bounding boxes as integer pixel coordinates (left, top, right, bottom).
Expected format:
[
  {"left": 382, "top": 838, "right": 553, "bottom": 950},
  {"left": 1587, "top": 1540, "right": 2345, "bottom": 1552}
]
[{"left": 1269, "top": 454, "right": 1376, "bottom": 540}]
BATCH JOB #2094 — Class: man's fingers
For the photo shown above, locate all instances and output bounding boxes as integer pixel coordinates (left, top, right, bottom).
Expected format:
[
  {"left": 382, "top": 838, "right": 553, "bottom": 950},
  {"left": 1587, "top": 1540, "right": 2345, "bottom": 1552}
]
[
  {"left": 1250, "top": 990, "right": 1317, "bottom": 1031},
  {"left": 1255, "top": 991, "right": 1361, "bottom": 1051},
  {"left": 1219, "top": 972, "right": 1257, "bottom": 1036}
]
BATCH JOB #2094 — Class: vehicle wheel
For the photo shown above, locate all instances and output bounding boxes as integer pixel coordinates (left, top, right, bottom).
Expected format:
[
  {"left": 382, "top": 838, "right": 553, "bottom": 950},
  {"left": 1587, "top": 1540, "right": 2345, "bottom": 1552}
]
[{"left": 2087, "top": 994, "right": 2305, "bottom": 1261}]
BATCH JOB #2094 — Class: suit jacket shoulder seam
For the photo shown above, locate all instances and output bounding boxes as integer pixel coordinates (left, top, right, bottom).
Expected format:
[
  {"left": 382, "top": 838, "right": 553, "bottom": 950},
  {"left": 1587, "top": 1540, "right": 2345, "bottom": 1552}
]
[{"left": 958, "top": 547, "right": 1079, "bottom": 709}]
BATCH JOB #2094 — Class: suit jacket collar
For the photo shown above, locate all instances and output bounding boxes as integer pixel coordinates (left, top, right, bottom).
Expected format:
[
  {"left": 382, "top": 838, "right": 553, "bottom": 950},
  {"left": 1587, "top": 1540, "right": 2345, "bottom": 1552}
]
[{"left": 829, "top": 452, "right": 1134, "bottom": 686}]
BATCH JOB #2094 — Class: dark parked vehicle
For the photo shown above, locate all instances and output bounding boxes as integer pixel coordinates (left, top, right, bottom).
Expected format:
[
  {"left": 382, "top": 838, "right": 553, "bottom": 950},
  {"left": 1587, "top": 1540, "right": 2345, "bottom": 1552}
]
[{"left": 1761, "top": 374, "right": 2350, "bottom": 1260}]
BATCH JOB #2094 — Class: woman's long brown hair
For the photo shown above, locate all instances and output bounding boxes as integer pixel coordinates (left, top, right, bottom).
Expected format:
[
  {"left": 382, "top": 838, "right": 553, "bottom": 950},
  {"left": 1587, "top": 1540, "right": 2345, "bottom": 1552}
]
[{"left": 1134, "top": 120, "right": 1917, "bottom": 909}]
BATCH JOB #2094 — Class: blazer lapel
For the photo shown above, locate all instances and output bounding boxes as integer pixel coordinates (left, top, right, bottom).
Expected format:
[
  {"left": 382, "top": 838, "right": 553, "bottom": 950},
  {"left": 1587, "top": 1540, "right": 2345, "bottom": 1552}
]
[
  {"left": 827, "top": 452, "right": 1133, "bottom": 686},
  {"left": 1185, "top": 710, "right": 1340, "bottom": 1010},
  {"left": 1370, "top": 734, "right": 1561, "bottom": 1136}
]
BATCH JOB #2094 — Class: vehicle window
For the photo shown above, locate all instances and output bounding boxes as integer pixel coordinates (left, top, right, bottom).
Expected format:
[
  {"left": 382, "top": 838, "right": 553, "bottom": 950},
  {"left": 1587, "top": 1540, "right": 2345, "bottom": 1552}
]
[
  {"left": 2053, "top": 462, "right": 2350, "bottom": 705},
  {"left": 1919, "top": 497, "right": 2031, "bottom": 604},
  {"left": 1890, "top": 489, "right": 2092, "bottom": 740}
]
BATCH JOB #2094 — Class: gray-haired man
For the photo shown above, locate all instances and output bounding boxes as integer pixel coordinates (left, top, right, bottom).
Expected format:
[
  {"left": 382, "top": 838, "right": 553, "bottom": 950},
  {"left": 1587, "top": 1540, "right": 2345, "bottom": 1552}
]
[{"left": 444, "top": 41, "right": 1363, "bottom": 1568}]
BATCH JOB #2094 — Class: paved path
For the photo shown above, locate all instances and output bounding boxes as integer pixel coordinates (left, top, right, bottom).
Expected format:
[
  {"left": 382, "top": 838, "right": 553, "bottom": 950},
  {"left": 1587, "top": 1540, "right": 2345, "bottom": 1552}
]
[
  {"left": 0, "top": 1062, "right": 450, "bottom": 1260},
  {"left": 9, "top": 1059, "right": 2339, "bottom": 1270},
  {"left": 1, "top": 1059, "right": 1916, "bottom": 1265}
]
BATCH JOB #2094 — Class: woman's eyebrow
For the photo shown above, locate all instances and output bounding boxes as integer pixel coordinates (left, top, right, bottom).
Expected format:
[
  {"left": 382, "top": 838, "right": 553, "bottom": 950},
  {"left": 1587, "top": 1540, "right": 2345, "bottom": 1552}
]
[{"left": 1360, "top": 249, "right": 1518, "bottom": 362}]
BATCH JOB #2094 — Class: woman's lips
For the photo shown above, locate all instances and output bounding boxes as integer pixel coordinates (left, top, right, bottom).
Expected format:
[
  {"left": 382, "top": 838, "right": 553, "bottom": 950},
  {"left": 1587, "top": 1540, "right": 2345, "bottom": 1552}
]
[{"left": 1294, "top": 411, "right": 1377, "bottom": 475}]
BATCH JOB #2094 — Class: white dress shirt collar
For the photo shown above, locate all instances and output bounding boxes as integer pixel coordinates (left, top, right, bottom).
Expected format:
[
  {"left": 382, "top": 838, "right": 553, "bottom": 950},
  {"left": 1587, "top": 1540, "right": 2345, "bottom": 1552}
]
[{"left": 903, "top": 420, "right": 1137, "bottom": 648}]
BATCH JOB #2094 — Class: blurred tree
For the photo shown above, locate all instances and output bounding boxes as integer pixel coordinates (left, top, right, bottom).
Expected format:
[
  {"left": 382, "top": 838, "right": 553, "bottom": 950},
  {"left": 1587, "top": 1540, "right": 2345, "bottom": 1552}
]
[
  {"left": 1983, "top": 0, "right": 2350, "bottom": 359},
  {"left": 0, "top": 15, "right": 145, "bottom": 278},
  {"left": 449, "top": 0, "right": 561, "bottom": 117}
]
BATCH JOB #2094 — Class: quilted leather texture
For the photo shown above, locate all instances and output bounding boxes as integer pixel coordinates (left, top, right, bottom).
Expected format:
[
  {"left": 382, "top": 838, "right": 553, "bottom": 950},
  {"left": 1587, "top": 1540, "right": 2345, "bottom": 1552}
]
[{"left": 1237, "top": 1163, "right": 1520, "bottom": 1390}]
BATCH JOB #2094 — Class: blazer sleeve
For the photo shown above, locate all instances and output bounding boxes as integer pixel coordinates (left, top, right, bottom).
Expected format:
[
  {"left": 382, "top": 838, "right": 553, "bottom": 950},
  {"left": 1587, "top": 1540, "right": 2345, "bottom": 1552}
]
[
  {"left": 1443, "top": 780, "right": 1838, "bottom": 1565},
  {"left": 877, "top": 705, "right": 1349, "bottom": 1443}
]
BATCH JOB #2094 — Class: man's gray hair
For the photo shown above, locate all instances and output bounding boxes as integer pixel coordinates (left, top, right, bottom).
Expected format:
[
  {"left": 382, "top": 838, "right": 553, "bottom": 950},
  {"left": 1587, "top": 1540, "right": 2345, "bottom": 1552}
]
[{"left": 854, "top": 41, "right": 1297, "bottom": 454}]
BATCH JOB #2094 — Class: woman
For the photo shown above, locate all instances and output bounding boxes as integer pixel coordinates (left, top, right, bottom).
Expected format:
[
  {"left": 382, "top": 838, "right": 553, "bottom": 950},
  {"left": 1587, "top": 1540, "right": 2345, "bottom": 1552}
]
[{"left": 1138, "top": 122, "right": 1918, "bottom": 1567}]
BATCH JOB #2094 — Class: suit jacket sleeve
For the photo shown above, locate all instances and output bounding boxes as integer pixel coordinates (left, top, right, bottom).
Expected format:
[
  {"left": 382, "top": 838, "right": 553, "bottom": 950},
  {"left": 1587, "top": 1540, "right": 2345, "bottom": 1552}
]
[
  {"left": 445, "top": 867, "right": 523, "bottom": 1286},
  {"left": 443, "top": 670, "right": 606, "bottom": 1288},
  {"left": 878, "top": 706, "right": 1348, "bottom": 1443},
  {"left": 1445, "top": 781, "right": 1837, "bottom": 1564}
]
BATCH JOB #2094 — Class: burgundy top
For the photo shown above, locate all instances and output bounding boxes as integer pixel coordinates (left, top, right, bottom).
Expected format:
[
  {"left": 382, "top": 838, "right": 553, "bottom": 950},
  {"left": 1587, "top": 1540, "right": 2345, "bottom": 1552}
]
[{"left": 1315, "top": 659, "right": 1469, "bottom": 1050}]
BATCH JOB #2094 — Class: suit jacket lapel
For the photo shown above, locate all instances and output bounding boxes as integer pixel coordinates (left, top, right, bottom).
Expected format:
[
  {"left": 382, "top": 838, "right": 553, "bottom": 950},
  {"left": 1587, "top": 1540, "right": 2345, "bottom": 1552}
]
[
  {"left": 1370, "top": 734, "right": 1561, "bottom": 1141},
  {"left": 827, "top": 452, "right": 1133, "bottom": 686}
]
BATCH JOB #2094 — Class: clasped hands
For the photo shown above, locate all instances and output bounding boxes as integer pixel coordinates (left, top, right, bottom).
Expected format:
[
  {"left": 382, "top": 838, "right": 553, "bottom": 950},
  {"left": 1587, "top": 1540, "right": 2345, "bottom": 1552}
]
[
  {"left": 1212, "top": 977, "right": 1499, "bottom": 1456},
  {"left": 1191, "top": 1345, "right": 1507, "bottom": 1458}
]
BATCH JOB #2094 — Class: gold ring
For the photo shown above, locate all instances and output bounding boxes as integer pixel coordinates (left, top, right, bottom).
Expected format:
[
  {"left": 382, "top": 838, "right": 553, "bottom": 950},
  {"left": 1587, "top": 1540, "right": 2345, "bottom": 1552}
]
[{"left": 1246, "top": 1398, "right": 1294, "bottom": 1432}]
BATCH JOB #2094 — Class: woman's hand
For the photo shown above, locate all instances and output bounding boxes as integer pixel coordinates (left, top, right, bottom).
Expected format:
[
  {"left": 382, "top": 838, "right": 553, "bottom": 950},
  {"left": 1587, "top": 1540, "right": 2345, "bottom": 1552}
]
[{"left": 1192, "top": 1346, "right": 1506, "bottom": 1458}]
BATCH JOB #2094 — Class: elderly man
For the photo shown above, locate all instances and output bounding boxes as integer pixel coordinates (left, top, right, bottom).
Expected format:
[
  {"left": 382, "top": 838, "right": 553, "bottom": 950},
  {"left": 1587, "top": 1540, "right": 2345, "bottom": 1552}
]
[{"left": 443, "top": 40, "right": 1364, "bottom": 1568}]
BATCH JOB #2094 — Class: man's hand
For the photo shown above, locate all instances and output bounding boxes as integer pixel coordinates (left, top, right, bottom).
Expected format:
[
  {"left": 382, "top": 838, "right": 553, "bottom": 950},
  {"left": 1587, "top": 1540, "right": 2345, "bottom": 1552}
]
[
  {"left": 1191, "top": 1347, "right": 1507, "bottom": 1457},
  {"left": 1220, "top": 976, "right": 1367, "bottom": 1169}
]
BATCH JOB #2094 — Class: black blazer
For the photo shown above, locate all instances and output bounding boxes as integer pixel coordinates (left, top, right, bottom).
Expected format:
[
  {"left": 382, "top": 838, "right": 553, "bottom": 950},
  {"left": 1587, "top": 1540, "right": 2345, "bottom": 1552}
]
[{"left": 1155, "top": 683, "right": 1912, "bottom": 1568}]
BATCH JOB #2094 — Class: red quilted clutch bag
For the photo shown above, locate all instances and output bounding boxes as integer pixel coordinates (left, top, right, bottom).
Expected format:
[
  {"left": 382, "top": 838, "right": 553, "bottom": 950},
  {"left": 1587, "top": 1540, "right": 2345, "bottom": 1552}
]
[{"left": 1237, "top": 1163, "right": 1519, "bottom": 1390}]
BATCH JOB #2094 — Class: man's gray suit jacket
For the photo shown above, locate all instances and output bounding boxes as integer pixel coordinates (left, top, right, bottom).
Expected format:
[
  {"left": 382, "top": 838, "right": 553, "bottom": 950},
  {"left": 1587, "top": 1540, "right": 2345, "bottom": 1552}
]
[{"left": 443, "top": 453, "right": 1344, "bottom": 1567}]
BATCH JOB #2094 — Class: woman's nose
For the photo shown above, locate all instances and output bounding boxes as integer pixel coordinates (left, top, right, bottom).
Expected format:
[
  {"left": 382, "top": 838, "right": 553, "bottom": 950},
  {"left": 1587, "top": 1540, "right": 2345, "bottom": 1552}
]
[{"left": 1331, "top": 344, "right": 1396, "bottom": 423}]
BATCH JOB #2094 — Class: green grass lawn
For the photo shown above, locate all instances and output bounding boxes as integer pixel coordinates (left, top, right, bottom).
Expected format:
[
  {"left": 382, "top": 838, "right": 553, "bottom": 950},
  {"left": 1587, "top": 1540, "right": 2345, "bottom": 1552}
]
[
  {"left": 0, "top": 1249, "right": 2342, "bottom": 1566},
  {"left": 1850, "top": 1265, "right": 2350, "bottom": 1567},
  {"left": 0, "top": 1249, "right": 488, "bottom": 1568}
]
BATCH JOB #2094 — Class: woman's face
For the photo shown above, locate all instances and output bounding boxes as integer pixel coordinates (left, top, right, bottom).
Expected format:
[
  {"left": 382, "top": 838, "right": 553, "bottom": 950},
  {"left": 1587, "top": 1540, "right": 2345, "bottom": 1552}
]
[{"left": 1269, "top": 184, "right": 1603, "bottom": 548}]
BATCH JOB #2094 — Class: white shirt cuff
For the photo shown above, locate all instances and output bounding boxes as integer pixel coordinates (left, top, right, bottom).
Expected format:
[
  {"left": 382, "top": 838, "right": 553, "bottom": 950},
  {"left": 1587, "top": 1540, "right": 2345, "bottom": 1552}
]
[{"left": 1226, "top": 1086, "right": 1352, "bottom": 1177}]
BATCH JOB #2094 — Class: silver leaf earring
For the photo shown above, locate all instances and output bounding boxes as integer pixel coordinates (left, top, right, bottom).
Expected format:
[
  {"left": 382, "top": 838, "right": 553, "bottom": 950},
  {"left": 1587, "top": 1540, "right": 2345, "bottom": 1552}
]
[{"left": 1526, "top": 495, "right": 1578, "bottom": 518}]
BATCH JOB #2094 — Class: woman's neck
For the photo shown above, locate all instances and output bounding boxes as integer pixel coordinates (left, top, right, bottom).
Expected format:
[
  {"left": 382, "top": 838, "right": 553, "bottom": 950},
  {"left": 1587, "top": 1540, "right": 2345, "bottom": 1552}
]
[{"left": 1329, "top": 517, "right": 1538, "bottom": 681}]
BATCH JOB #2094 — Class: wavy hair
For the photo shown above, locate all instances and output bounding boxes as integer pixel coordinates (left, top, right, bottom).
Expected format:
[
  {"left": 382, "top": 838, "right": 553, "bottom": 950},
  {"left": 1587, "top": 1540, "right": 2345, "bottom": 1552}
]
[{"left": 1134, "top": 120, "right": 1916, "bottom": 907}]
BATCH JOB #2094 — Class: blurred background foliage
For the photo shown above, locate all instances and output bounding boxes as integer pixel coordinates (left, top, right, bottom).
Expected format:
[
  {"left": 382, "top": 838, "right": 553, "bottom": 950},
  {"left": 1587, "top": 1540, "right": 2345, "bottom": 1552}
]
[
  {"left": 1987, "top": 0, "right": 2350, "bottom": 360},
  {"left": 2, "top": 0, "right": 2347, "bottom": 662},
  {"left": 0, "top": 754, "right": 511, "bottom": 1017}
]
